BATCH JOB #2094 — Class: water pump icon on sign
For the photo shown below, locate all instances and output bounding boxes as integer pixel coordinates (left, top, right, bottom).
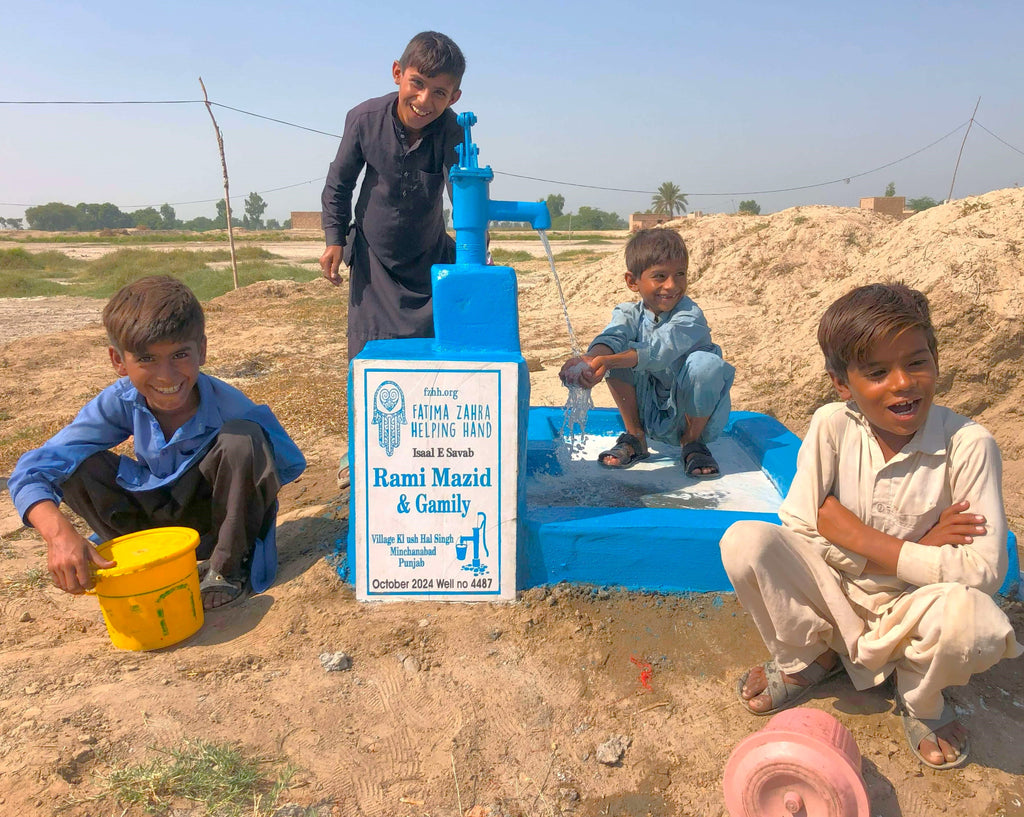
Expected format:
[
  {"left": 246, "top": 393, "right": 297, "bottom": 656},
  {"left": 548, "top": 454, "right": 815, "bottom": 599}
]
[{"left": 456, "top": 512, "right": 488, "bottom": 576}]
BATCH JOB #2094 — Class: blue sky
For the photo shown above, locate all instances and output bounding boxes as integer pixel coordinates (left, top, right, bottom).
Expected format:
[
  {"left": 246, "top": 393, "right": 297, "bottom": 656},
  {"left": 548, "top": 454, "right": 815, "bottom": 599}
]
[{"left": 2, "top": 0, "right": 1023, "bottom": 224}]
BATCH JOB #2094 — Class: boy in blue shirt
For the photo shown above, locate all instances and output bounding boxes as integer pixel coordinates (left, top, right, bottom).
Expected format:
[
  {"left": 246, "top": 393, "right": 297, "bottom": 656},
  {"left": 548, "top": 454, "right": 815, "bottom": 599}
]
[
  {"left": 320, "top": 31, "right": 465, "bottom": 359},
  {"left": 560, "top": 228, "right": 734, "bottom": 476},
  {"left": 8, "top": 276, "right": 305, "bottom": 609}
]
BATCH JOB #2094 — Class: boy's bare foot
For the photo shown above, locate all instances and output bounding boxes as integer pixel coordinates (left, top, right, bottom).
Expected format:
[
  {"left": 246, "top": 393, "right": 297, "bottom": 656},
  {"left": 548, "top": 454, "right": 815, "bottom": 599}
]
[
  {"left": 739, "top": 650, "right": 840, "bottom": 713},
  {"left": 916, "top": 719, "right": 968, "bottom": 767},
  {"left": 597, "top": 432, "right": 649, "bottom": 468},
  {"left": 203, "top": 589, "right": 236, "bottom": 610},
  {"left": 199, "top": 569, "right": 245, "bottom": 610},
  {"left": 899, "top": 697, "right": 970, "bottom": 769}
]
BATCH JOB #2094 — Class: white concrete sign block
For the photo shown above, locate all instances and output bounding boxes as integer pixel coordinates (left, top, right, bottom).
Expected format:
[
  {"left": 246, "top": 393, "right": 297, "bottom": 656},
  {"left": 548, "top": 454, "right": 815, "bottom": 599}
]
[{"left": 352, "top": 359, "right": 519, "bottom": 601}]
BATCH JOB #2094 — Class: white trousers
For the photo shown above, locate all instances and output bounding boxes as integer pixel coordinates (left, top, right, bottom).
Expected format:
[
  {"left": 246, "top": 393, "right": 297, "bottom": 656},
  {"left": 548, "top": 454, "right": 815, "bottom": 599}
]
[{"left": 720, "top": 520, "right": 1022, "bottom": 719}]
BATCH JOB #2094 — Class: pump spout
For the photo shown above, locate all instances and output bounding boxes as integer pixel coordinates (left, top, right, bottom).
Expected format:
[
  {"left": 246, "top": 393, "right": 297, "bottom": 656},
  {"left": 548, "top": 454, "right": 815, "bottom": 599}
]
[{"left": 488, "top": 199, "right": 551, "bottom": 231}]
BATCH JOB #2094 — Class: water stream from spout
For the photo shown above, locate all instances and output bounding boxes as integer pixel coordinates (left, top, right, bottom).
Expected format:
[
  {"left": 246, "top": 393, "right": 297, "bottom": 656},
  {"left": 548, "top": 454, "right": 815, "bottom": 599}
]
[
  {"left": 538, "top": 229, "right": 592, "bottom": 458},
  {"left": 537, "top": 230, "right": 581, "bottom": 355}
]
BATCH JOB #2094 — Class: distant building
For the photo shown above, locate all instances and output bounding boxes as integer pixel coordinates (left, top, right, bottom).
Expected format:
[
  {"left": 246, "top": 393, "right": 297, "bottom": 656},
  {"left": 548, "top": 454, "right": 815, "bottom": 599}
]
[
  {"left": 630, "top": 213, "right": 675, "bottom": 231},
  {"left": 290, "top": 211, "right": 322, "bottom": 231},
  {"left": 629, "top": 212, "right": 702, "bottom": 231},
  {"left": 859, "top": 197, "right": 912, "bottom": 220}
]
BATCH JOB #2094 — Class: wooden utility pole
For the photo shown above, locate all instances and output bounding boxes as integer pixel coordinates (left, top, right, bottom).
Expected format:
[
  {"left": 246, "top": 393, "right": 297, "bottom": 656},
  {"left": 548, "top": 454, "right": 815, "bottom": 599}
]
[
  {"left": 947, "top": 97, "right": 981, "bottom": 204},
  {"left": 199, "top": 77, "right": 239, "bottom": 289}
]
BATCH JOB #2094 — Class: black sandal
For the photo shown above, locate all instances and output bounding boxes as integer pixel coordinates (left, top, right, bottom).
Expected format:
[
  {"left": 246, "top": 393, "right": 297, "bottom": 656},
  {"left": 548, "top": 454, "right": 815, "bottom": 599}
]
[
  {"left": 199, "top": 569, "right": 248, "bottom": 610},
  {"left": 598, "top": 432, "right": 649, "bottom": 469},
  {"left": 681, "top": 441, "right": 719, "bottom": 478}
]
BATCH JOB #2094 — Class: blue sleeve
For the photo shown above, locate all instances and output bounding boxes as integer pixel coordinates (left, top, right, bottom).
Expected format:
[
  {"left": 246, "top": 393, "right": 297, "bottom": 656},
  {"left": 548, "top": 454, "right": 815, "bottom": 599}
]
[
  {"left": 8, "top": 386, "right": 132, "bottom": 523},
  {"left": 589, "top": 303, "right": 642, "bottom": 355},
  {"left": 246, "top": 405, "right": 306, "bottom": 485},
  {"left": 321, "top": 105, "right": 366, "bottom": 246},
  {"left": 634, "top": 311, "right": 712, "bottom": 376}
]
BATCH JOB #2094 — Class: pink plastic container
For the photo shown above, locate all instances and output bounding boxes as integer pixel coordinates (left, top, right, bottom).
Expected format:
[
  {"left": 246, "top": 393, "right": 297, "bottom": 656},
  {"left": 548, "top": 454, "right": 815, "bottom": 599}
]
[{"left": 723, "top": 707, "right": 870, "bottom": 817}]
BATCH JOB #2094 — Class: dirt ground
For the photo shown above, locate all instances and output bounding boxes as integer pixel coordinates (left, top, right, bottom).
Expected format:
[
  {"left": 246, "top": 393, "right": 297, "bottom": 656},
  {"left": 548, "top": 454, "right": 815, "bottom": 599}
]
[{"left": 1, "top": 191, "right": 1023, "bottom": 817}]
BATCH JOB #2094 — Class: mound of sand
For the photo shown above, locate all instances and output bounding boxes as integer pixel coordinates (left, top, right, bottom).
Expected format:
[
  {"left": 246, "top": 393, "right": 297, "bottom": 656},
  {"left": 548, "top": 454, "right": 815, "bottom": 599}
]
[{"left": 523, "top": 188, "right": 1024, "bottom": 526}]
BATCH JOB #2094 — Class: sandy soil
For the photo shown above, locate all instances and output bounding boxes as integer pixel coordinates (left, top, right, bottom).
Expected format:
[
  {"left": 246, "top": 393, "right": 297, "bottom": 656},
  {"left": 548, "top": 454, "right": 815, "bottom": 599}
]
[{"left": 1, "top": 192, "right": 1023, "bottom": 817}]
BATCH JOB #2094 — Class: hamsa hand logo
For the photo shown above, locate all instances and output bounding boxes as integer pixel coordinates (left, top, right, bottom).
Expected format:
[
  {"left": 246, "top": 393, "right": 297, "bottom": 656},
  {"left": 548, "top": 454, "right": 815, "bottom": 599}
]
[{"left": 372, "top": 381, "right": 406, "bottom": 456}]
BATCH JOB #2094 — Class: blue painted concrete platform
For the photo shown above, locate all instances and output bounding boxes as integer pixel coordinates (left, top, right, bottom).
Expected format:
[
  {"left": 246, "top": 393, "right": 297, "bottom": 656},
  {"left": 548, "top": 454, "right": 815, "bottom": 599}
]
[{"left": 519, "top": 407, "right": 1020, "bottom": 598}]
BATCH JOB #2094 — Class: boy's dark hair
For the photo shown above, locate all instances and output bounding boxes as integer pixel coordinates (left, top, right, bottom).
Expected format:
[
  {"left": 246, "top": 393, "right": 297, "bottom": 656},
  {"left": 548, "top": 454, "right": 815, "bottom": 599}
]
[
  {"left": 817, "top": 282, "right": 938, "bottom": 380},
  {"left": 624, "top": 228, "right": 689, "bottom": 277},
  {"left": 102, "top": 275, "right": 205, "bottom": 354},
  {"left": 399, "top": 31, "right": 466, "bottom": 84}
]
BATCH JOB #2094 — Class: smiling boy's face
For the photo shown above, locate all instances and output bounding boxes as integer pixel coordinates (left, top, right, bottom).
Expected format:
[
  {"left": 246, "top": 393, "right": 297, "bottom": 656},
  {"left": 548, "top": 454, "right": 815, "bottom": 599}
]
[
  {"left": 625, "top": 260, "right": 688, "bottom": 316},
  {"left": 109, "top": 337, "right": 206, "bottom": 432},
  {"left": 392, "top": 62, "right": 461, "bottom": 136},
  {"left": 830, "top": 327, "right": 937, "bottom": 456}
]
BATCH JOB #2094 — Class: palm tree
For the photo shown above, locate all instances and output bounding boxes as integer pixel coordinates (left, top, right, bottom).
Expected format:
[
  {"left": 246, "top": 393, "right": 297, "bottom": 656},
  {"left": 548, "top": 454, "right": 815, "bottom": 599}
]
[{"left": 650, "top": 182, "right": 688, "bottom": 217}]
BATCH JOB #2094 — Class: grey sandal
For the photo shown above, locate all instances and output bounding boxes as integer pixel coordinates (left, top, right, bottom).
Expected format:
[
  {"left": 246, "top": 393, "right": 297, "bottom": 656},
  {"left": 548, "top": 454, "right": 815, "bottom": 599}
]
[
  {"left": 899, "top": 697, "right": 970, "bottom": 769},
  {"left": 737, "top": 658, "right": 844, "bottom": 716}
]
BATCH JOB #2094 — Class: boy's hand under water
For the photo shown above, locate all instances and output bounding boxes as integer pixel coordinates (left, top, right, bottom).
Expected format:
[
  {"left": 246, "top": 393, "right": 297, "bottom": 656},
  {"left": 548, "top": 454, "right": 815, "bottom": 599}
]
[{"left": 559, "top": 356, "right": 602, "bottom": 389}]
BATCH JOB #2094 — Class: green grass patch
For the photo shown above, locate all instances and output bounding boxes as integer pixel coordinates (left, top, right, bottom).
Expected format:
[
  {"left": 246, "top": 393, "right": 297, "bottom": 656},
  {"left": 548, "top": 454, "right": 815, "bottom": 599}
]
[
  {"left": 791, "top": 215, "right": 809, "bottom": 226},
  {"left": 0, "top": 271, "right": 75, "bottom": 297},
  {"left": 0, "top": 230, "right": 302, "bottom": 245},
  {"left": 0, "top": 247, "right": 82, "bottom": 270},
  {"left": 104, "top": 739, "right": 295, "bottom": 816},
  {"left": 489, "top": 232, "right": 616, "bottom": 243},
  {"left": 0, "top": 566, "right": 49, "bottom": 595},
  {"left": 0, "top": 248, "right": 87, "bottom": 295},
  {"left": 552, "top": 249, "right": 610, "bottom": 262},
  {"left": 489, "top": 248, "right": 533, "bottom": 263},
  {"left": 0, "top": 248, "right": 309, "bottom": 301}
]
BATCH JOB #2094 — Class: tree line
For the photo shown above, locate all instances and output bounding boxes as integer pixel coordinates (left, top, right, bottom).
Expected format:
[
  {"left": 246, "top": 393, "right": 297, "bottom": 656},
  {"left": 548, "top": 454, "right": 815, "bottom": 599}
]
[{"left": 11, "top": 193, "right": 287, "bottom": 232}]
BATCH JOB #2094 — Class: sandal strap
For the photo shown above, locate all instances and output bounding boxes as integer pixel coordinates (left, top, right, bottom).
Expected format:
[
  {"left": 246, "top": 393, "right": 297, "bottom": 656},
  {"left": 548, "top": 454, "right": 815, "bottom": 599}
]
[{"left": 901, "top": 702, "right": 957, "bottom": 748}]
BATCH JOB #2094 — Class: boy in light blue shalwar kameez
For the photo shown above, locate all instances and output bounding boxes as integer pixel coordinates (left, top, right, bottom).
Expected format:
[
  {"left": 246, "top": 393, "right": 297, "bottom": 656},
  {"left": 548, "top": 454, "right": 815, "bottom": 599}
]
[{"left": 560, "top": 228, "right": 734, "bottom": 476}]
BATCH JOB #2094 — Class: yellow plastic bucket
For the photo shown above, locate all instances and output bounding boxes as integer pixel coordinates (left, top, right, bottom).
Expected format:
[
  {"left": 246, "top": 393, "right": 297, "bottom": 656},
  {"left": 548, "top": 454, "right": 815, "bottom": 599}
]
[{"left": 91, "top": 527, "right": 204, "bottom": 651}]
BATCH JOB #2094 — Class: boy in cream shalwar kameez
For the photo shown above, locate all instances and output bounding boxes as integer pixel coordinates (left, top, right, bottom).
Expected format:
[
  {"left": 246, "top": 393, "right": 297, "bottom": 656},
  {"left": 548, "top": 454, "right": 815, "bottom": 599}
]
[{"left": 720, "top": 283, "right": 1022, "bottom": 770}]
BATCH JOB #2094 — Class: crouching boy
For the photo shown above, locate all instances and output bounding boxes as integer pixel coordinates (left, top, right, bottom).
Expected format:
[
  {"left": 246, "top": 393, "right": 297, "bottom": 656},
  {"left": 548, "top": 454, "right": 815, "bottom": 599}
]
[
  {"left": 8, "top": 276, "right": 306, "bottom": 610},
  {"left": 720, "top": 282, "right": 1022, "bottom": 769},
  {"left": 559, "top": 228, "right": 734, "bottom": 476}
]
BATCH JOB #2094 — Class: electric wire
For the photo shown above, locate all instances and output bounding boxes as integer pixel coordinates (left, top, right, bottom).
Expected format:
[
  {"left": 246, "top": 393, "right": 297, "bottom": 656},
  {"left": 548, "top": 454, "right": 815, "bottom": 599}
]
[{"left": 1, "top": 98, "right": 1022, "bottom": 211}]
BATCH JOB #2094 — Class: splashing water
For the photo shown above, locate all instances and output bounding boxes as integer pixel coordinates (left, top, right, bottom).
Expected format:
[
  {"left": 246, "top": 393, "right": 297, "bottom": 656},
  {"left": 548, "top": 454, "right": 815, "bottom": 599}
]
[
  {"left": 561, "top": 365, "right": 594, "bottom": 458},
  {"left": 538, "top": 230, "right": 593, "bottom": 457}
]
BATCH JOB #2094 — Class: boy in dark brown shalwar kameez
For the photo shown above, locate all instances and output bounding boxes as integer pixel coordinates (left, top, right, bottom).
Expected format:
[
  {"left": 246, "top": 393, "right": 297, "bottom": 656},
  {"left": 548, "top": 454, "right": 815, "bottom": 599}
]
[{"left": 320, "top": 31, "right": 466, "bottom": 359}]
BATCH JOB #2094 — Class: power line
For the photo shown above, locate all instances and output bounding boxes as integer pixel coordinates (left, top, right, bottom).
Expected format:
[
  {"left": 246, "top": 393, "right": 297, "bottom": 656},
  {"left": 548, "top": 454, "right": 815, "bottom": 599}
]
[
  {"left": 496, "top": 121, "right": 969, "bottom": 196},
  {"left": 974, "top": 120, "right": 1024, "bottom": 158},
  {"left": 208, "top": 102, "right": 341, "bottom": 139},
  {"left": 2, "top": 96, "right": 1020, "bottom": 208},
  {"left": 0, "top": 99, "right": 200, "bottom": 105}
]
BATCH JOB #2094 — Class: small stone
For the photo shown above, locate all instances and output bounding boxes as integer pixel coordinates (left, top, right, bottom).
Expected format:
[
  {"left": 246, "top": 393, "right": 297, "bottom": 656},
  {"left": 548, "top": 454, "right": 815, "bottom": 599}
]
[
  {"left": 488, "top": 629, "right": 503, "bottom": 641},
  {"left": 161, "top": 678, "right": 172, "bottom": 685},
  {"left": 559, "top": 787, "right": 580, "bottom": 802},
  {"left": 24, "top": 684, "right": 39, "bottom": 695},
  {"left": 595, "top": 734, "right": 631, "bottom": 766},
  {"left": 418, "top": 618, "right": 430, "bottom": 628},
  {"left": 595, "top": 588, "right": 611, "bottom": 600},
  {"left": 78, "top": 734, "right": 97, "bottom": 745},
  {"left": 319, "top": 652, "right": 353, "bottom": 672},
  {"left": 19, "top": 611, "right": 34, "bottom": 623},
  {"left": 402, "top": 655, "right": 421, "bottom": 673}
]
